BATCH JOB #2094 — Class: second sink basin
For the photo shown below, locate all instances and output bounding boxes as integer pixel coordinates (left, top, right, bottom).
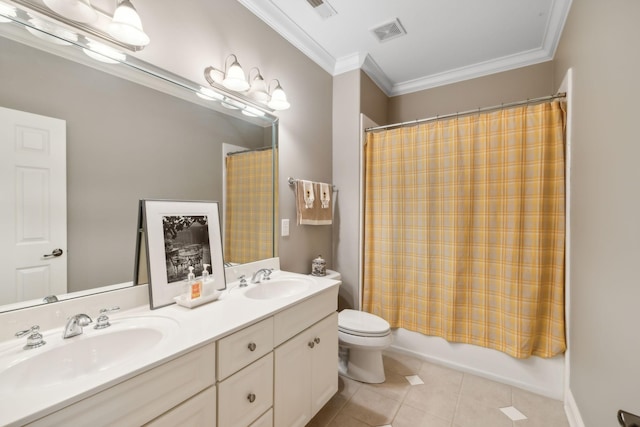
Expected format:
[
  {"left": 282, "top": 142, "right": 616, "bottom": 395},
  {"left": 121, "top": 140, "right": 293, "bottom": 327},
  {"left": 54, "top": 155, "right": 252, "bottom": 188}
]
[
  {"left": 0, "top": 316, "right": 179, "bottom": 391},
  {"left": 244, "top": 277, "right": 312, "bottom": 300}
]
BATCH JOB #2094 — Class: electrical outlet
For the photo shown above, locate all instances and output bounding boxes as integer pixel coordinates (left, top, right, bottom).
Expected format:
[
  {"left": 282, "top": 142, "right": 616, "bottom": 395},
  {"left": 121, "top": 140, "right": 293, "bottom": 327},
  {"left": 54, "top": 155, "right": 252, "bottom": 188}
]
[{"left": 281, "top": 219, "right": 290, "bottom": 237}]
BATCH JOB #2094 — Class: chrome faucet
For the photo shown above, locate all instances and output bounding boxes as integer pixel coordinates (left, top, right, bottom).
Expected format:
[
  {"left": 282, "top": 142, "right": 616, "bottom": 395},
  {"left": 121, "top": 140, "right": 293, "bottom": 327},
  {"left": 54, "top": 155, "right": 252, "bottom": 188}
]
[
  {"left": 250, "top": 268, "right": 273, "bottom": 284},
  {"left": 15, "top": 325, "right": 46, "bottom": 350},
  {"left": 63, "top": 314, "right": 93, "bottom": 339}
]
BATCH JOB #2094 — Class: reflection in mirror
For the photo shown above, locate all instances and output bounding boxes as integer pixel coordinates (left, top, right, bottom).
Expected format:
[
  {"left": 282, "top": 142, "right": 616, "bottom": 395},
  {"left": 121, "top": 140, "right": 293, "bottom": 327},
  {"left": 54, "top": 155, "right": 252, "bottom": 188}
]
[{"left": 0, "top": 7, "right": 278, "bottom": 312}]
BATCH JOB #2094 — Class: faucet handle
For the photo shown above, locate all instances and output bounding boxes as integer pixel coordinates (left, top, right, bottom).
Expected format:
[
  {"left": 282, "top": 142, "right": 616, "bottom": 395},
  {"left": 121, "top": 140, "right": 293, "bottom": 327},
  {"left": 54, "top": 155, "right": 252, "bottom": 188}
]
[
  {"left": 95, "top": 306, "right": 120, "bottom": 330},
  {"left": 238, "top": 275, "right": 248, "bottom": 288},
  {"left": 15, "top": 325, "right": 46, "bottom": 350},
  {"left": 263, "top": 268, "right": 273, "bottom": 280}
]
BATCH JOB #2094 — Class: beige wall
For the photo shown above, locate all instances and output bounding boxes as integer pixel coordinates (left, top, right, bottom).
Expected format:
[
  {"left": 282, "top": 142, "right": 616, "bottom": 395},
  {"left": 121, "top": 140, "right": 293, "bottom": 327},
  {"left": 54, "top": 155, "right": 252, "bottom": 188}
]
[
  {"left": 332, "top": 70, "right": 362, "bottom": 309},
  {"left": 389, "top": 62, "right": 555, "bottom": 123},
  {"left": 360, "top": 71, "right": 389, "bottom": 126},
  {"left": 554, "top": 1, "right": 640, "bottom": 425}
]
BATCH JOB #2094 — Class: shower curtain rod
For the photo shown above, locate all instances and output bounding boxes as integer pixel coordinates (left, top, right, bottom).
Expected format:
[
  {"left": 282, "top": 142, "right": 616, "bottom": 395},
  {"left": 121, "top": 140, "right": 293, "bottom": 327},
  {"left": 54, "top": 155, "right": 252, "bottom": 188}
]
[
  {"left": 365, "top": 92, "right": 567, "bottom": 132},
  {"left": 226, "top": 146, "right": 273, "bottom": 156}
]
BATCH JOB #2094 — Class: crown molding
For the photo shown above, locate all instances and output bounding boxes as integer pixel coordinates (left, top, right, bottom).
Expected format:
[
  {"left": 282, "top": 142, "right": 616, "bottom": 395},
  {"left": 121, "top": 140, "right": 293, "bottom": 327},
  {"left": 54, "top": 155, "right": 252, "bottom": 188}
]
[
  {"left": 388, "top": 47, "right": 554, "bottom": 97},
  {"left": 239, "top": 0, "right": 572, "bottom": 97},
  {"left": 237, "top": 0, "right": 336, "bottom": 75}
]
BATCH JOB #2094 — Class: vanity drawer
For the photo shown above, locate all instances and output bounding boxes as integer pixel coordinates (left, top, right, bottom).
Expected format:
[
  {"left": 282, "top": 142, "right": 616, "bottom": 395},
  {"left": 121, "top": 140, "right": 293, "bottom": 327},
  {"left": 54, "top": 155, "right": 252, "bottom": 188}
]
[
  {"left": 144, "top": 385, "right": 216, "bottom": 427},
  {"left": 26, "top": 342, "right": 216, "bottom": 427},
  {"left": 274, "top": 287, "right": 338, "bottom": 346},
  {"left": 218, "top": 353, "right": 273, "bottom": 427},
  {"left": 217, "top": 317, "right": 273, "bottom": 380}
]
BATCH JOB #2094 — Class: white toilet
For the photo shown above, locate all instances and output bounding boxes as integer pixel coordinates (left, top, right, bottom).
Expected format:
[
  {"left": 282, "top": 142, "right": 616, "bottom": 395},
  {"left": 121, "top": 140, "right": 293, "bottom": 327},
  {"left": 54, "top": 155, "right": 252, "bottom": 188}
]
[{"left": 319, "top": 270, "right": 393, "bottom": 384}]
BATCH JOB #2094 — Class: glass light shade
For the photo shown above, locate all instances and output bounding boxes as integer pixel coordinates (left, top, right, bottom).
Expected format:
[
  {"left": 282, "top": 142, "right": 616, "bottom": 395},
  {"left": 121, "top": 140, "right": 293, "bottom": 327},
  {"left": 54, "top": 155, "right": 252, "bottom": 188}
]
[
  {"left": 108, "top": 0, "right": 150, "bottom": 47},
  {"left": 0, "top": 3, "right": 17, "bottom": 23},
  {"left": 268, "top": 84, "right": 290, "bottom": 110},
  {"left": 248, "top": 75, "right": 269, "bottom": 103},
  {"left": 222, "top": 60, "right": 249, "bottom": 91},
  {"left": 83, "top": 41, "right": 126, "bottom": 64},
  {"left": 42, "top": 0, "right": 97, "bottom": 23},
  {"left": 26, "top": 18, "right": 78, "bottom": 45}
]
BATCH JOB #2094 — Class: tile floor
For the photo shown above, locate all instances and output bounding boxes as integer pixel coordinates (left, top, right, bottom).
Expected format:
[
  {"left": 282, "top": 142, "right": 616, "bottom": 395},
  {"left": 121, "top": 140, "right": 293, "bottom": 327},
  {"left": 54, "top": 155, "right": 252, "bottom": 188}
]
[{"left": 306, "top": 351, "right": 569, "bottom": 427}]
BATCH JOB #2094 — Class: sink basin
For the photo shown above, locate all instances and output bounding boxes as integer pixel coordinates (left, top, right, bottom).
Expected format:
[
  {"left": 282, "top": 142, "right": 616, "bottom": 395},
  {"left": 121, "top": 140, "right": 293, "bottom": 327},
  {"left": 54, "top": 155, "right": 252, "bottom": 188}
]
[
  {"left": 0, "top": 316, "right": 178, "bottom": 391},
  {"left": 244, "top": 277, "right": 312, "bottom": 300}
]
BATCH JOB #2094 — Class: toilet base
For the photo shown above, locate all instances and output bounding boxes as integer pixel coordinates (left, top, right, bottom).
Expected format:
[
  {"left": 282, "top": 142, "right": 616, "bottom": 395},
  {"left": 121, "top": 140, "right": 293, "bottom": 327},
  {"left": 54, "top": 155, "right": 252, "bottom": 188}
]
[{"left": 338, "top": 346, "right": 386, "bottom": 384}]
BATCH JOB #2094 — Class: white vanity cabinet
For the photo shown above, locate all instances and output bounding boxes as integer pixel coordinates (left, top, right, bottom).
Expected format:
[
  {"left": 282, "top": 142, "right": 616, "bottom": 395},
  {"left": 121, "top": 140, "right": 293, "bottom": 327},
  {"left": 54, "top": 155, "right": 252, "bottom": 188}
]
[
  {"left": 26, "top": 342, "right": 217, "bottom": 427},
  {"left": 218, "top": 286, "right": 339, "bottom": 427},
  {"left": 14, "top": 279, "right": 340, "bottom": 427},
  {"left": 272, "top": 288, "right": 339, "bottom": 427},
  {"left": 274, "top": 313, "right": 338, "bottom": 427}
]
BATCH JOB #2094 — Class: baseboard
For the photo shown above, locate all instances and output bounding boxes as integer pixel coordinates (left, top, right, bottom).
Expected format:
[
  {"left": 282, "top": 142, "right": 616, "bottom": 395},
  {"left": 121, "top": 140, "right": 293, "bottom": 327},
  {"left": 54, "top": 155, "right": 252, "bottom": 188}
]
[{"left": 564, "top": 389, "right": 586, "bottom": 427}]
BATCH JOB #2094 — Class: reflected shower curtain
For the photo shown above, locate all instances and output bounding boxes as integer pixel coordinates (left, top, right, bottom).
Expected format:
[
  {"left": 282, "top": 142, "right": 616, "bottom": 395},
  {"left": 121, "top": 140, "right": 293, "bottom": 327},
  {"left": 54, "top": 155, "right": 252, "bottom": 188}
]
[
  {"left": 224, "top": 148, "right": 277, "bottom": 264},
  {"left": 363, "top": 102, "right": 566, "bottom": 358}
]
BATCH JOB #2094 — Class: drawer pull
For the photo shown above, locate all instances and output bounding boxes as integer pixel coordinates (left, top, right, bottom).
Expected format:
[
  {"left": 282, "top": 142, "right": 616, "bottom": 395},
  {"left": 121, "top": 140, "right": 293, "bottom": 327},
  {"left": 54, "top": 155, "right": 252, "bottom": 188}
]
[
  {"left": 314, "top": 337, "right": 321, "bottom": 344},
  {"left": 308, "top": 341, "right": 315, "bottom": 348},
  {"left": 247, "top": 393, "right": 256, "bottom": 403},
  {"left": 248, "top": 342, "right": 257, "bottom": 351}
]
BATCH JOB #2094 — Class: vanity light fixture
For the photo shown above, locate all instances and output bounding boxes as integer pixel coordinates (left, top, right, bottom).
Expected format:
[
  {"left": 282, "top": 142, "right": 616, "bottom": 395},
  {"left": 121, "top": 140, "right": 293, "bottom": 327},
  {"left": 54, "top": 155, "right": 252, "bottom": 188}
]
[
  {"left": 204, "top": 56, "right": 291, "bottom": 112},
  {"left": 222, "top": 54, "right": 250, "bottom": 92},
  {"left": 42, "top": 0, "right": 97, "bottom": 24},
  {"left": 82, "top": 39, "right": 126, "bottom": 63},
  {"left": 247, "top": 67, "right": 269, "bottom": 103},
  {"left": 0, "top": 2, "right": 17, "bottom": 23},
  {"left": 107, "top": 0, "right": 149, "bottom": 47},
  {"left": 267, "top": 79, "right": 290, "bottom": 111}
]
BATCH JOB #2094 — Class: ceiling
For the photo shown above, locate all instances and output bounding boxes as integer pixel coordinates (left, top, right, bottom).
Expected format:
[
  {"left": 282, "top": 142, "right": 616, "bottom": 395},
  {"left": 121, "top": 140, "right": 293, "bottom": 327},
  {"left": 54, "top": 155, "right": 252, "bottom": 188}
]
[{"left": 239, "top": 0, "right": 572, "bottom": 97}]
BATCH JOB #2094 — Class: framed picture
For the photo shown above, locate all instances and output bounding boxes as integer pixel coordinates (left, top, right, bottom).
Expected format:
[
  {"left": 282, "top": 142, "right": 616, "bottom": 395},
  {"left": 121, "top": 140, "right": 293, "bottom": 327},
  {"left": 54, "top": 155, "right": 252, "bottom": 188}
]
[{"left": 138, "top": 200, "right": 226, "bottom": 309}]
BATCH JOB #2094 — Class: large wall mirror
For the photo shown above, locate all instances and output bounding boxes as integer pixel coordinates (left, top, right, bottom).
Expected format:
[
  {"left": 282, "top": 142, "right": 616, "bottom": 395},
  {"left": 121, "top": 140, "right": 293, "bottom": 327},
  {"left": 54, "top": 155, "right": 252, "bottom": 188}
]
[{"left": 0, "top": 9, "right": 278, "bottom": 313}]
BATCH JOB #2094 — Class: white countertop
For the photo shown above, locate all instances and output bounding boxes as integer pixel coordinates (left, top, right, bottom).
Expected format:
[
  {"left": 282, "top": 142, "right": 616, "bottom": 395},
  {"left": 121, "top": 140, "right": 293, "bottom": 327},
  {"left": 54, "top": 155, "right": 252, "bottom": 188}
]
[{"left": 0, "top": 270, "right": 340, "bottom": 426}]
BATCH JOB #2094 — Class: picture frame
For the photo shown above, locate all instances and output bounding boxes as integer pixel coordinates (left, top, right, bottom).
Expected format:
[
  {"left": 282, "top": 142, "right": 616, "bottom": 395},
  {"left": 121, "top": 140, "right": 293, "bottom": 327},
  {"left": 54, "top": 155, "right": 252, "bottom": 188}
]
[{"left": 136, "top": 200, "right": 226, "bottom": 309}]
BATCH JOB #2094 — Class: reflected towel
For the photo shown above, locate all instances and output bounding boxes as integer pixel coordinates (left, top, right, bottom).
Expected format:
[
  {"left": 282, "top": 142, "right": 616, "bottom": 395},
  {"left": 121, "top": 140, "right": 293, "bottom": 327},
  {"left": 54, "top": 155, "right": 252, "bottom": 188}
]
[{"left": 295, "top": 181, "right": 333, "bottom": 225}]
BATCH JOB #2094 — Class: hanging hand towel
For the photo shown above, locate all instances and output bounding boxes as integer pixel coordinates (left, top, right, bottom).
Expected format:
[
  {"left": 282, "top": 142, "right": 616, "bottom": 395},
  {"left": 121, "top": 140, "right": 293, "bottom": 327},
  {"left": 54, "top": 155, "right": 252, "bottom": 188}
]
[
  {"left": 303, "top": 180, "right": 315, "bottom": 209},
  {"left": 295, "top": 180, "right": 333, "bottom": 225},
  {"left": 319, "top": 182, "right": 331, "bottom": 208},
  {"left": 312, "top": 182, "right": 332, "bottom": 225}
]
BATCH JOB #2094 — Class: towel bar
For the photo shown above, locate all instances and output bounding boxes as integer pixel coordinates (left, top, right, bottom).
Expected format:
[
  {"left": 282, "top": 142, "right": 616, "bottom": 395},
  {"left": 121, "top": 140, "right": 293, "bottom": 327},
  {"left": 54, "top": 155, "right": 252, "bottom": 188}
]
[{"left": 287, "top": 177, "right": 338, "bottom": 192}]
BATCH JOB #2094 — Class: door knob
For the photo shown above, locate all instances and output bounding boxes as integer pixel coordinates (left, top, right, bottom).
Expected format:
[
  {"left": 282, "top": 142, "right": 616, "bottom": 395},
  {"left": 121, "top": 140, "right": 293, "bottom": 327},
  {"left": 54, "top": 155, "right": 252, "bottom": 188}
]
[{"left": 43, "top": 248, "right": 64, "bottom": 258}]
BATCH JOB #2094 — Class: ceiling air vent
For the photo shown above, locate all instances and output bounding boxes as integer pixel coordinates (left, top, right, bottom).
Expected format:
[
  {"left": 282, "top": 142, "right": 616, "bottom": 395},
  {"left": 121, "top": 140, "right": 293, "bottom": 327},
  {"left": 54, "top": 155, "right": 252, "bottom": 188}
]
[
  {"left": 306, "top": 0, "right": 337, "bottom": 19},
  {"left": 371, "top": 18, "right": 407, "bottom": 43}
]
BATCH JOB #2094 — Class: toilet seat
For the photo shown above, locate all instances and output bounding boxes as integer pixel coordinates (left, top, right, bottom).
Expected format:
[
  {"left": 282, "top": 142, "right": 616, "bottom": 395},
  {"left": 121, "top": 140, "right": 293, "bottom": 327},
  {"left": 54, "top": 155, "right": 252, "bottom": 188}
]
[{"left": 338, "top": 309, "right": 390, "bottom": 337}]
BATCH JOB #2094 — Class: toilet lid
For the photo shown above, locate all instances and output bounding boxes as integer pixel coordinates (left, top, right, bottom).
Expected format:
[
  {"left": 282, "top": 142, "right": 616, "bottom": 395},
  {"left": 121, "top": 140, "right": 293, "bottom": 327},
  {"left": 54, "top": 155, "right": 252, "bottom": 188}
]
[{"left": 339, "top": 309, "right": 390, "bottom": 337}]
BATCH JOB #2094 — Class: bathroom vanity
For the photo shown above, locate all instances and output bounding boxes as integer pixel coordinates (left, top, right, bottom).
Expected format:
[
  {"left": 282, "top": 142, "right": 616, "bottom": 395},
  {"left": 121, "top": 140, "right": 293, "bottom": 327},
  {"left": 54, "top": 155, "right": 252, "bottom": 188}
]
[{"left": 0, "top": 265, "right": 340, "bottom": 427}]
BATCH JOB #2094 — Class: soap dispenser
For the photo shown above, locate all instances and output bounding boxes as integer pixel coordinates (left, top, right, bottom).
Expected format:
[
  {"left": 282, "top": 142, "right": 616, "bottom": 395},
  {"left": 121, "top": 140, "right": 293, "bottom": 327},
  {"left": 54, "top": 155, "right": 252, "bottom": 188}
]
[
  {"left": 202, "top": 263, "right": 212, "bottom": 296},
  {"left": 187, "top": 266, "right": 201, "bottom": 300}
]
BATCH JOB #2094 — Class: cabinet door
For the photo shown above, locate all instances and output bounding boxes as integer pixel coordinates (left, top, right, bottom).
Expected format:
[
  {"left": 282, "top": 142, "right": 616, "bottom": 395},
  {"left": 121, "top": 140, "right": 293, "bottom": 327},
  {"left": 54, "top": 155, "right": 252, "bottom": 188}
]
[
  {"left": 274, "top": 328, "right": 312, "bottom": 427},
  {"left": 310, "top": 312, "right": 339, "bottom": 415}
]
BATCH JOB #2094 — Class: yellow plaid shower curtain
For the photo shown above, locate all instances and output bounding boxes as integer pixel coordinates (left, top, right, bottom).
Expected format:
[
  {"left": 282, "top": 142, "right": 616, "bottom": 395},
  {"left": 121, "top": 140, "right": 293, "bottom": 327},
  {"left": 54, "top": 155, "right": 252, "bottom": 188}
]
[
  {"left": 224, "top": 148, "right": 277, "bottom": 264},
  {"left": 363, "top": 102, "right": 566, "bottom": 359}
]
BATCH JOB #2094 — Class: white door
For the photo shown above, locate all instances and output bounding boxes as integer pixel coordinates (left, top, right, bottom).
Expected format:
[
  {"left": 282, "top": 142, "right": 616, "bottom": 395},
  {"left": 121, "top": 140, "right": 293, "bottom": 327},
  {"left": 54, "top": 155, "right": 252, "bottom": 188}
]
[{"left": 0, "top": 106, "right": 67, "bottom": 305}]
